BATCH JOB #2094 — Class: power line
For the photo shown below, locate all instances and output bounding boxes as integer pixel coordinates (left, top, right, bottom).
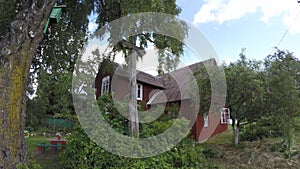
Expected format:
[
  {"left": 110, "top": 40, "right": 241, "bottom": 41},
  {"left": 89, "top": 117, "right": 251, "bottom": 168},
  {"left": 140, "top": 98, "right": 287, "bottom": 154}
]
[
  {"left": 277, "top": 10, "right": 300, "bottom": 47},
  {"left": 269, "top": 1, "right": 300, "bottom": 55}
]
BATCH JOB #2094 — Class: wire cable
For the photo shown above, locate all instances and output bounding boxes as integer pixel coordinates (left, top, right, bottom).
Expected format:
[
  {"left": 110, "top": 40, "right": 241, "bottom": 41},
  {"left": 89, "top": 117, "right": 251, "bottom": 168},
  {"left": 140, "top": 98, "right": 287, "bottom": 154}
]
[{"left": 269, "top": 1, "right": 300, "bottom": 55}]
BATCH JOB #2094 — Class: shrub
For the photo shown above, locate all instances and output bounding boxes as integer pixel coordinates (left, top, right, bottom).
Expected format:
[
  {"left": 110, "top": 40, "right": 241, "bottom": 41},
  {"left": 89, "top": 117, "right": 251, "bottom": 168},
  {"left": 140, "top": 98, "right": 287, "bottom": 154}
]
[
  {"left": 202, "top": 148, "right": 216, "bottom": 158},
  {"left": 16, "top": 159, "right": 41, "bottom": 169},
  {"left": 240, "top": 118, "right": 282, "bottom": 141},
  {"left": 60, "top": 125, "right": 209, "bottom": 169},
  {"left": 60, "top": 95, "right": 211, "bottom": 168}
]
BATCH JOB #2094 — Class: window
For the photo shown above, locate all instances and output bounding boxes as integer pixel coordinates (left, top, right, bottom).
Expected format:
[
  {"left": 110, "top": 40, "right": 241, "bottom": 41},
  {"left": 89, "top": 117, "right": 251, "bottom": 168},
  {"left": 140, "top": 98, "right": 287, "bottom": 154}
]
[
  {"left": 204, "top": 114, "right": 209, "bottom": 127},
  {"left": 137, "top": 84, "right": 143, "bottom": 100},
  {"left": 221, "top": 108, "right": 230, "bottom": 124},
  {"left": 101, "top": 76, "right": 110, "bottom": 95}
]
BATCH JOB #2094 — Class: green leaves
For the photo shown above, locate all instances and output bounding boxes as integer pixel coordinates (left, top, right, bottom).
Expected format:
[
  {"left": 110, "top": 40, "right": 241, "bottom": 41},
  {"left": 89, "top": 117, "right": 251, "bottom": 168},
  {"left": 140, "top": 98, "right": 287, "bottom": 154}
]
[
  {"left": 59, "top": 94, "right": 210, "bottom": 168},
  {"left": 225, "top": 50, "right": 264, "bottom": 124},
  {"left": 95, "top": 0, "right": 187, "bottom": 71},
  {"left": 225, "top": 48, "right": 300, "bottom": 147},
  {"left": 264, "top": 49, "right": 300, "bottom": 158},
  {"left": 26, "top": 0, "right": 95, "bottom": 127}
]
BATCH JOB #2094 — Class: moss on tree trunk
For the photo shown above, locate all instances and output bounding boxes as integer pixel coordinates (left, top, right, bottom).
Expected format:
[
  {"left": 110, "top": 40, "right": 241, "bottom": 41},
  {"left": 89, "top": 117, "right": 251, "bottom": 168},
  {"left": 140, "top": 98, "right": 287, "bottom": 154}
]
[{"left": 0, "top": 0, "right": 56, "bottom": 168}]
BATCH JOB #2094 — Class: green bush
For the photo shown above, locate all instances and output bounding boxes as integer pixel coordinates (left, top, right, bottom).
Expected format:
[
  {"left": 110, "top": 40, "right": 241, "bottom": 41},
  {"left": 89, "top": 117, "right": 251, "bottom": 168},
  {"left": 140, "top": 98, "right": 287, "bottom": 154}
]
[
  {"left": 60, "top": 95, "right": 212, "bottom": 168},
  {"left": 202, "top": 148, "right": 216, "bottom": 158},
  {"left": 240, "top": 118, "right": 282, "bottom": 141},
  {"left": 60, "top": 125, "right": 209, "bottom": 169},
  {"left": 16, "top": 159, "right": 41, "bottom": 169}
]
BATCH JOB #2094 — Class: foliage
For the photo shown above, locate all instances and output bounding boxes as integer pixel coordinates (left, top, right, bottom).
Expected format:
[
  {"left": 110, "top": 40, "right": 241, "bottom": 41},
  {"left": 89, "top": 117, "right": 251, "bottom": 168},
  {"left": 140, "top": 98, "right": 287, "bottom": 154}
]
[
  {"left": 195, "top": 63, "right": 226, "bottom": 116},
  {"left": 60, "top": 124, "right": 212, "bottom": 169},
  {"left": 202, "top": 148, "right": 216, "bottom": 158},
  {"left": 195, "top": 66, "right": 211, "bottom": 116},
  {"left": 26, "top": 0, "right": 94, "bottom": 128},
  {"left": 162, "top": 103, "right": 180, "bottom": 119},
  {"left": 140, "top": 120, "right": 174, "bottom": 138},
  {"left": 226, "top": 49, "right": 265, "bottom": 125},
  {"left": 240, "top": 118, "right": 282, "bottom": 141},
  {"left": 225, "top": 48, "right": 265, "bottom": 144},
  {"left": 0, "top": 0, "right": 25, "bottom": 39},
  {"left": 264, "top": 49, "right": 300, "bottom": 158},
  {"left": 225, "top": 49, "right": 300, "bottom": 147},
  {"left": 60, "top": 94, "right": 213, "bottom": 168},
  {"left": 93, "top": 0, "right": 188, "bottom": 136},
  {"left": 95, "top": 0, "right": 186, "bottom": 67},
  {"left": 98, "top": 94, "right": 129, "bottom": 134},
  {"left": 16, "top": 159, "right": 41, "bottom": 169}
]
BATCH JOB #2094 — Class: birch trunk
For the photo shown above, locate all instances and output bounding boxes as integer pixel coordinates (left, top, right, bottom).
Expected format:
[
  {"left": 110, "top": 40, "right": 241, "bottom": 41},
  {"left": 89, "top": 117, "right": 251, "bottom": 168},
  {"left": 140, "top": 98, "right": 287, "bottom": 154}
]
[
  {"left": 232, "top": 119, "right": 239, "bottom": 145},
  {"left": 234, "top": 127, "right": 239, "bottom": 145},
  {"left": 0, "top": 0, "right": 55, "bottom": 168}
]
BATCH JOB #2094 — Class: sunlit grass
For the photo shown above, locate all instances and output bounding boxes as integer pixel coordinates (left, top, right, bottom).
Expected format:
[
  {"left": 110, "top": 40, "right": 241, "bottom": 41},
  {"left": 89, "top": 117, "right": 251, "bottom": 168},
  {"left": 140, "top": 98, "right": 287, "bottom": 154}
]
[
  {"left": 26, "top": 136, "right": 48, "bottom": 155},
  {"left": 202, "top": 126, "right": 234, "bottom": 147},
  {"left": 26, "top": 136, "right": 63, "bottom": 169}
]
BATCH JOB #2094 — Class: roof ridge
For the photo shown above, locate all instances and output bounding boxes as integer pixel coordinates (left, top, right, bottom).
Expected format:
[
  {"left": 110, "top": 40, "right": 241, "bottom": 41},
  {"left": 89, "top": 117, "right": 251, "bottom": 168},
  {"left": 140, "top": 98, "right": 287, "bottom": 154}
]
[{"left": 157, "top": 58, "right": 216, "bottom": 78}]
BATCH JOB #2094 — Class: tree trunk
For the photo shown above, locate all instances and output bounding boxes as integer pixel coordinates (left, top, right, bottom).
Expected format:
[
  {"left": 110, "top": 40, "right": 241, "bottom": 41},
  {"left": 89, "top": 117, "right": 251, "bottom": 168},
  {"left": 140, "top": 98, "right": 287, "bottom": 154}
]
[
  {"left": 128, "top": 36, "right": 139, "bottom": 138},
  {"left": 234, "top": 127, "right": 239, "bottom": 145},
  {"left": 0, "top": 0, "right": 56, "bottom": 168},
  {"left": 232, "top": 119, "right": 239, "bottom": 145}
]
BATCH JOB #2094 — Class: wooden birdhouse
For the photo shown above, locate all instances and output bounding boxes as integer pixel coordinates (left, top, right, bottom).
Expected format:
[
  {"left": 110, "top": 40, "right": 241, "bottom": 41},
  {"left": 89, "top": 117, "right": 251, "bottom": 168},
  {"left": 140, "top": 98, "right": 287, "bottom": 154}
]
[
  {"left": 43, "top": 3, "right": 67, "bottom": 34},
  {"left": 50, "top": 4, "right": 63, "bottom": 23}
]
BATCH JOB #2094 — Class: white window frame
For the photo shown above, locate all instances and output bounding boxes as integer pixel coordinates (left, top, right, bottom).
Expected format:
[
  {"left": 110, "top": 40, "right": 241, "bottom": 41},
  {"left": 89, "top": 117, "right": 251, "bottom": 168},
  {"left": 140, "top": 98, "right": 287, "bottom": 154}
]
[
  {"left": 101, "top": 76, "right": 110, "bottom": 95},
  {"left": 204, "top": 114, "right": 209, "bottom": 127},
  {"left": 137, "top": 83, "right": 143, "bottom": 100},
  {"left": 221, "top": 108, "right": 230, "bottom": 124}
]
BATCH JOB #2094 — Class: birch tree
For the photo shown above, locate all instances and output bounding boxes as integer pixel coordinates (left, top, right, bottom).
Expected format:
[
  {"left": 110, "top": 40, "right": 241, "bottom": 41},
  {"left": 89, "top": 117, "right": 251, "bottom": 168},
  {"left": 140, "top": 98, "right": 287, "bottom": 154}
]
[
  {"left": 0, "top": 1, "right": 56, "bottom": 167},
  {"left": 95, "top": 0, "right": 187, "bottom": 137}
]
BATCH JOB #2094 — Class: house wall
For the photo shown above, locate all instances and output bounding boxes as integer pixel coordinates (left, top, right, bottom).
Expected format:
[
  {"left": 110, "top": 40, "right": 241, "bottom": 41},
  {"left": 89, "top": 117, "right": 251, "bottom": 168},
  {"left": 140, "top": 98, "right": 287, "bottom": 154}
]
[
  {"left": 196, "top": 112, "right": 228, "bottom": 142},
  {"left": 141, "top": 84, "right": 164, "bottom": 110},
  {"left": 95, "top": 73, "right": 113, "bottom": 99},
  {"left": 179, "top": 100, "right": 197, "bottom": 128},
  {"left": 161, "top": 99, "right": 228, "bottom": 142},
  {"left": 95, "top": 73, "right": 162, "bottom": 111},
  {"left": 110, "top": 75, "right": 130, "bottom": 101},
  {"left": 211, "top": 119, "right": 228, "bottom": 136},
  {"left": 95, "top": 71, "right": 228, "bottom": 143},
  {"left": 190, "top": 116, "right": 203, "bottom": 142}
]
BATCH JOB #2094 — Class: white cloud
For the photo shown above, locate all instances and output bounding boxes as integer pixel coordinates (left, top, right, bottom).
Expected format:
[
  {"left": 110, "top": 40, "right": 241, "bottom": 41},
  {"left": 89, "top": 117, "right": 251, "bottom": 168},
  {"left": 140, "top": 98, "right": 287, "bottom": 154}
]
[
  {"left": 281, "top": 3, "right": 300, "bottom": 33},
  {"left": 88, "top": 22, "right": 98, "bottom": 33},
  {"left": 193, "top": 0, "right": 300, "bottom": 33}
]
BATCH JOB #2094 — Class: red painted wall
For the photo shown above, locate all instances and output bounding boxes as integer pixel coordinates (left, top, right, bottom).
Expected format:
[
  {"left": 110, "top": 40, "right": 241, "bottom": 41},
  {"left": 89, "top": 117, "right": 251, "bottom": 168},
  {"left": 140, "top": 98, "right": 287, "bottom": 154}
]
[
  {"left": 212, "top": 121, "right": 228, "bottom": 136},
  {"left": 95, "top": 73, "right": 163, "bottom": 111},
  {"left": 95, "top": 72, "right": 228, "bottom": 142},
  {"left": 190, "top": 112, "right": 228, "bottom": 142}
]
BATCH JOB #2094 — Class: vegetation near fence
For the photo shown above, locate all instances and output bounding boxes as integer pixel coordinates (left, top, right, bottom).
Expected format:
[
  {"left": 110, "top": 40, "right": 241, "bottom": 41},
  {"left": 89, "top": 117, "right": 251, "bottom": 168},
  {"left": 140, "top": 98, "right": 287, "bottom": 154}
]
[
  {"left": 59, "top": 95, "right": 212, "bottom": 168},
  {"left": 44, "top": 117, "right": 74, "bottom": 131}
]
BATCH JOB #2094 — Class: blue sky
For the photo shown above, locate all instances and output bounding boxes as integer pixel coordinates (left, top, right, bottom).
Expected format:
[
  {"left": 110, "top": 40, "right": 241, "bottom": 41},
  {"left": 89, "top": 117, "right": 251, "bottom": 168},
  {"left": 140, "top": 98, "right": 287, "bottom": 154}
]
[
  {"left": 87, "top": 0, "right": 300, "bottom": 72},
  {"left": 176, "top": 0, "right": 300, "bottom": 64}
]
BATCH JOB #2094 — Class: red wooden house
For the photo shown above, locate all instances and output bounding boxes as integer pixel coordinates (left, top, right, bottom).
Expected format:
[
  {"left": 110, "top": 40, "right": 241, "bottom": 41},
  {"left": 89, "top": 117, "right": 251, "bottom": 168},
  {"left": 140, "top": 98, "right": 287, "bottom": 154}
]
[{"left": 95, "top": 59, "right": 229, "bottom": 142}]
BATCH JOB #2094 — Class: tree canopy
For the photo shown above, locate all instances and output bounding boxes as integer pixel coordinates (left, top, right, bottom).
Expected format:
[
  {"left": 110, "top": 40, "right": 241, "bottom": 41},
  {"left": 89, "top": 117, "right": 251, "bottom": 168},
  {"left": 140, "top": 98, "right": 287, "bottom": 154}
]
[
  {"left": 90, "top": 0, "right": 187, "bottom": 137},
  {"left": 26, "top": 0, "right": 94, "bottom": 127}
]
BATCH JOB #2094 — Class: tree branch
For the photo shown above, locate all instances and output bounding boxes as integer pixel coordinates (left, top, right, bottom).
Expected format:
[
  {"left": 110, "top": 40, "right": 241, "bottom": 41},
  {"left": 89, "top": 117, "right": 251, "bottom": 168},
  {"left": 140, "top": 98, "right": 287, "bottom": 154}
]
[
  {"left": 140, "top": 33, "right": 155, "bottom": 43},
  {"left": 117, "top": 39, "right": 146, "bottom": 57}
]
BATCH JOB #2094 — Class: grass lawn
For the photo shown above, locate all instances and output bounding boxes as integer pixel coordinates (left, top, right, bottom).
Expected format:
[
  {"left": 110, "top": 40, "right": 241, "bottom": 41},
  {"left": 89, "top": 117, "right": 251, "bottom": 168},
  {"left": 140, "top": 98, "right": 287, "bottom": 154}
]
[
  {"left": 203, "top": 125, "right": 233, "bottom": 146},
  {"left": 25, "top": 120, "right": 300, "bottom": 169},
  {"left": 26, "top": 136, "right": 63, "bottom": 169}
]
